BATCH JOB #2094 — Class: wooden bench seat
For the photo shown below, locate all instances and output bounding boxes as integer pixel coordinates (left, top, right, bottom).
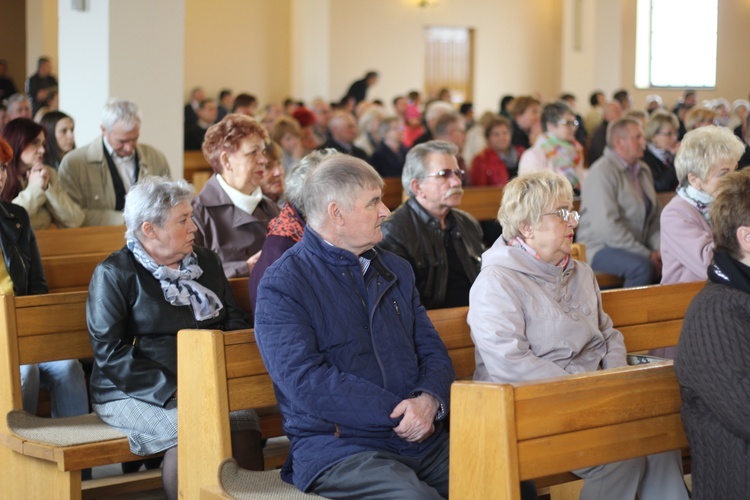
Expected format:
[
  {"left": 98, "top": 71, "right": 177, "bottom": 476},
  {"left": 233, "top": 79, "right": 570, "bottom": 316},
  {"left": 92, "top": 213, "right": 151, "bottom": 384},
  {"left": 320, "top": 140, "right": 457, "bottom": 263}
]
[
  {"left": 0, "top": 291, "right": 163, "bottom": 499},
  {"left": 449, "top": 362, "right": 688, "bottom": 499}
]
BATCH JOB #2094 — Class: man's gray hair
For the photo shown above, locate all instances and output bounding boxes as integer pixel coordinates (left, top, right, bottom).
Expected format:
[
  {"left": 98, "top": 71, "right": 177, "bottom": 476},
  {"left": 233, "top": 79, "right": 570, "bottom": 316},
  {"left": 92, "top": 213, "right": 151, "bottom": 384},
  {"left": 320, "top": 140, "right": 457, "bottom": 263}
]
[
  {"left": 401, "top": 140, "right": 458, "bottom": 196},
  {"left": 102, "top": 98, "right": 142, "bottom": 132},
  {"left": 124, "top": 176, "right": 194, "bottom": 242},
  {"left": 606, "top": 117, "right": 642, "bottom": 148},
  {"left": 303, "top": 156, "right": 384, "bottom": 231},
  {"left": 285, "top": 149, "right": 340, "bottom": 216}
]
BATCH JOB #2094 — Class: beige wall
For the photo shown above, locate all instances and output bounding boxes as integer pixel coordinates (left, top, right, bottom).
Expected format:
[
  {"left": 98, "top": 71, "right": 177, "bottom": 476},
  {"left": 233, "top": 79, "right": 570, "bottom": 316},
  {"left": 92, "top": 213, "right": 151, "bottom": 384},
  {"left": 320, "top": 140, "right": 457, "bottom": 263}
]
[
  {"left": 184, "top": 0, "right": 292, "bottom": 105},
  {"left": 327, "top": 0, "right": 563, "bottom": 115},
  {"left": 26, "top": 0, "right": 750, "bottom": 124},
  {"left": 26, "top": 0, "right": 58, "bottom": 77},
  {"left": 0, "top": 1, "right": 27, "bottom": 93}
]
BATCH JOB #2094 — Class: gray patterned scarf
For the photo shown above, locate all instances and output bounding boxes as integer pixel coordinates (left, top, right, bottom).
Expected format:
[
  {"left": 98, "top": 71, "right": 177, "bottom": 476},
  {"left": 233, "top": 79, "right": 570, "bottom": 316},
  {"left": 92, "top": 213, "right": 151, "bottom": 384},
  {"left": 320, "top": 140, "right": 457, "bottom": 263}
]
[{"left": 127, "top": 238, "right": 223, "bottom": 321}]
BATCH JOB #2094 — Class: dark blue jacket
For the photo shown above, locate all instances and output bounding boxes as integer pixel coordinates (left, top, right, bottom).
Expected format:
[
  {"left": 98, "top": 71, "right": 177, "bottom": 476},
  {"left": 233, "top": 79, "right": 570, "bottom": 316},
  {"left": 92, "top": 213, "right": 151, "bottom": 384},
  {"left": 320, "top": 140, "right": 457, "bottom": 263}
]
[{"left": 255, "top": 228, "right": 454, "bottom": 491}]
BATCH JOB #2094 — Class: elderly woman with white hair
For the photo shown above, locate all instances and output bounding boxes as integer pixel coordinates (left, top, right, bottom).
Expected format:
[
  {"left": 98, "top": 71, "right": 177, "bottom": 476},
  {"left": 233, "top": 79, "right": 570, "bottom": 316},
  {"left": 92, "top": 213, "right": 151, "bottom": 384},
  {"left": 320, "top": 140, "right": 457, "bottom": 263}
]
[
  {"left": 87, "top": 177, "right": 263, "bottom": 500},
  {"left": 660, "top": 125, "right": 745, "bottom": 285},
  {"left": 469, "top": 171, "right": 689, "bottom": 500}
]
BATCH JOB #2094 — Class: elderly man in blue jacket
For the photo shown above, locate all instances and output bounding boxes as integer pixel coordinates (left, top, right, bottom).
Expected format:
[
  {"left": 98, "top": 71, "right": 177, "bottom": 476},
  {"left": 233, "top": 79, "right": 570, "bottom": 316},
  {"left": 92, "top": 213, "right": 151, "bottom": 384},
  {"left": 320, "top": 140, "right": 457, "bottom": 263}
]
[{"left": 255, "top": 155, "right": 455, "bottom": 499}]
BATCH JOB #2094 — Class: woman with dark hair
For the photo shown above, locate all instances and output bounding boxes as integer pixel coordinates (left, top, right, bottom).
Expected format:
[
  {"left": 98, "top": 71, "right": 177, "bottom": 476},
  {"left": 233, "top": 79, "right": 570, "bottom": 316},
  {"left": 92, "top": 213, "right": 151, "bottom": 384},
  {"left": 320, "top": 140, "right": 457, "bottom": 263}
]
[
  {"left": 192, "top": 114, "right": 280, "bottom": 278},
  {"left": 0, "top": 136, "right": 88, "bottom": 436},
  {"left": 0, "top": 118, "right": 83, "bottom": 229},
  {"left": 39, "top": 110, "right": 75, "bottom": 169}
]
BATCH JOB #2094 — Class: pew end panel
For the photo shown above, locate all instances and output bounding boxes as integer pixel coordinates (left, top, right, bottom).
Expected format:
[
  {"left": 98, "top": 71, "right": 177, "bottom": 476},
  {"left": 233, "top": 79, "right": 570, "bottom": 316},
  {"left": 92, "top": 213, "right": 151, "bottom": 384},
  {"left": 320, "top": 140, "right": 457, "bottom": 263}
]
[{"left": 0, "top": 291, "right": 164, "bottom": 499}]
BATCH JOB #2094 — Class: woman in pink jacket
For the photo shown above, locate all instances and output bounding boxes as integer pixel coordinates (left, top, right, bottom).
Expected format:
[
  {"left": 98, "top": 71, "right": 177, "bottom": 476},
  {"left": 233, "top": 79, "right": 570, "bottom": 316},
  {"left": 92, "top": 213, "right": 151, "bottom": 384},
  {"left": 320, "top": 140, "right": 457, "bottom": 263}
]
[{"left": 660, "top": 126, "right": 744, "bottom": 285}]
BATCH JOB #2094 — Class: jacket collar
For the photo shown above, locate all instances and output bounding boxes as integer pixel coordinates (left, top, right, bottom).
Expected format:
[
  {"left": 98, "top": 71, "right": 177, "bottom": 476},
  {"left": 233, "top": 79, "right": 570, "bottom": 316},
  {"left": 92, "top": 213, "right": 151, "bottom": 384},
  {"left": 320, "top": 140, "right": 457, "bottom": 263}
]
[
  {"left": 85, "top": 136, "right": 151, "bottom": 173},
  {"left": 199, "top": 174, "right": 270, "bottom": 227},
  {"left": 405, "top": 196, "right": 454, "bottom": 231}
]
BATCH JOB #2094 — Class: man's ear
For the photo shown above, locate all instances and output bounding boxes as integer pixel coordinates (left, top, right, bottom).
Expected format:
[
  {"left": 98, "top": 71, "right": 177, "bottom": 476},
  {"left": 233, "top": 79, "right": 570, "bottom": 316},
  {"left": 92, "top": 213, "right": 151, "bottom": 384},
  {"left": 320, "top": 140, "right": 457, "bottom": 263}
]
[
  {"left": 737, "top": 226, "right": 750, "bottom": 254},
  {"left": 410, "top": 178, "right": 423, "bottom": 198},
  {"left": 327, "top": 201, "right": 344, "bottom": 226}
]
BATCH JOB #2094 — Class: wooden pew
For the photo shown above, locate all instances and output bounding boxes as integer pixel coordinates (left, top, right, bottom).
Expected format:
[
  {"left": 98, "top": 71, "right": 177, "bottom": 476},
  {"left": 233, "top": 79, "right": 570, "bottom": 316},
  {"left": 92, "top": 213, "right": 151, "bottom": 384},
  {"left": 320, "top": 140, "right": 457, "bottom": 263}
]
[
  {"left": 184, "top": 150, "right": 212, "bottom": 184},
  {"left": 35, "top": 226, "right": 125, "bottom": 292},
  {"left": 449, "top": 362, "right": 688, "bottom": 499},
  {"left": 0, "top": 291, "right": 163, "bottom": 500},
  {"left": 459, "top": 186, "right": 504, "bottom": 221},
  {"left": 382, "top": 176, "right": 404, "bottom": 210},
  {"left": 176, "top": 280, "right": 702, "bottom": 497},
  {"left": 35, "top": 225, "right": 125, "bottom": 258}
]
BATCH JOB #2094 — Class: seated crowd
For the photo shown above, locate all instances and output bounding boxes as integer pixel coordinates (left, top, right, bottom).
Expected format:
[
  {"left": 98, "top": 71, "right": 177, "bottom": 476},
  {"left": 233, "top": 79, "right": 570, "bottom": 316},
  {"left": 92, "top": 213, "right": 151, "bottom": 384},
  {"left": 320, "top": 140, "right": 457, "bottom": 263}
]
[{"left": 0, "top": 60, "right": 749, "bottom": 499}]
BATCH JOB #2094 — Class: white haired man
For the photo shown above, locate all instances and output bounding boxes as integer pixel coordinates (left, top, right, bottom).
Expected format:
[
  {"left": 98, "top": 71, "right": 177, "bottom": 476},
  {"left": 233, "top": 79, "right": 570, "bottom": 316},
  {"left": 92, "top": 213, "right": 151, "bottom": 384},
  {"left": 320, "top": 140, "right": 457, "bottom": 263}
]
[
  {"left": 255, "top": 155, "right": 454, "bottom": 498},
  {"left": 59, "top": 98, "right": 171, "bottom": 226}
]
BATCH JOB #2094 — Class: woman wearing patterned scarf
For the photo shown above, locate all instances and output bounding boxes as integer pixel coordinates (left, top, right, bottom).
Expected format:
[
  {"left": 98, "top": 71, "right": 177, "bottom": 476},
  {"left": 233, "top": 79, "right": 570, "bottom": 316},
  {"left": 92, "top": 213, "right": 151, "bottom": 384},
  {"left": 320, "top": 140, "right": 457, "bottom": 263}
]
[
  {"left": 87, "top": 177, "right": 263, "bottom": 500},
  {"left": 676, "top": 168, "right": 750, "bottom": 499},
  {"left": 469, "top": 171, "right": 689, "bottom": 500},
  {"left": 660, "top": 126, "right": 744, "bottom": 286},
  {"left": 518, "top": 101, "right": 585, "bottom": 195}
]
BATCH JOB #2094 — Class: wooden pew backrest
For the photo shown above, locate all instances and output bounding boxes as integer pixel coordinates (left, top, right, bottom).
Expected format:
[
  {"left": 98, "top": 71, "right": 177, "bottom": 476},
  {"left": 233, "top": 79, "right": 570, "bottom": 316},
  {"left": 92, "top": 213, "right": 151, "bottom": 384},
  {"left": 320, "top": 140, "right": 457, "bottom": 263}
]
[
  {"left": 449, "top": 363, "right": 688, "bottom": 499},
  {"left": 35, "top": 225, "right": 125, "bottom": 258},
  {"left": 601, "top": 281, "right": 704, "bottom": 352}
]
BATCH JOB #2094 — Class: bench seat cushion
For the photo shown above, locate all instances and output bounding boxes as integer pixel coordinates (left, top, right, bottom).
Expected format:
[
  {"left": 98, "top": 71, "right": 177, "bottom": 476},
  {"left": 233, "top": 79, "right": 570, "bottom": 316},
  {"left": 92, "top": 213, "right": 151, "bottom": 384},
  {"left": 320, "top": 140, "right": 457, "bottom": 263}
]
[
  {"left": 7, "top": 410, "right": 125, "bottom": 446},
  {"left": 217, "top": 458, "right": 320, "bottom": 499}
]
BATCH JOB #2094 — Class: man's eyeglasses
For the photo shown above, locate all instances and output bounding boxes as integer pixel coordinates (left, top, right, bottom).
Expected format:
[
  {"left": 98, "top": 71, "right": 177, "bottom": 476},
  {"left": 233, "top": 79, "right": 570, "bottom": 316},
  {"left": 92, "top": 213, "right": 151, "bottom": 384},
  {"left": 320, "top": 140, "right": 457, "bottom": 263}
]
[
  {"left": 558, "top": 119, "right": 579, "bottom": 127},
  {"left": 424, "top": 169, "right": 465, "bottom": 180},
  {"left": 542, "top": 208, "right": 580, "bottom": 223}
]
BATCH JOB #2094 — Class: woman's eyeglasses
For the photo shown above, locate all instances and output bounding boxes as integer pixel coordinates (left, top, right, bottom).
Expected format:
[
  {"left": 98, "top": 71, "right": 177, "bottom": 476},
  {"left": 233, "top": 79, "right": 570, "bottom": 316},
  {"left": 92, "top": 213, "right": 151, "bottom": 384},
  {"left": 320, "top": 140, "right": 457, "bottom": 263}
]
[
  {"left": 543, "top": 208, "right": 580, "bottom": 223},
  {"left": 424, "top": 169, "right": 466, "bottom": 180}
]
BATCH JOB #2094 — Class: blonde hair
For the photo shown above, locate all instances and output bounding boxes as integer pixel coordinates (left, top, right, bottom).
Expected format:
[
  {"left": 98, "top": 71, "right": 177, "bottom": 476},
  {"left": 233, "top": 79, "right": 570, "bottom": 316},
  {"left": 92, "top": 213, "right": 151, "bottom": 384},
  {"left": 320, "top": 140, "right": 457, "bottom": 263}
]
[
  {"left": 498, "top": 171, "right": 573, "bottom": 240},
  {"left": 675, "top": 126, "right": 744, "bottom": 187}
]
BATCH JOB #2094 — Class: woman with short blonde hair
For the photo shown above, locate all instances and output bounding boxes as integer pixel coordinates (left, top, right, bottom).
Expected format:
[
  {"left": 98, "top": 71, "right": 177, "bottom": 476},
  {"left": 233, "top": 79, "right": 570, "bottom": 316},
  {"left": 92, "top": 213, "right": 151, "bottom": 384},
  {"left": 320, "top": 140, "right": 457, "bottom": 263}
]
[{"left": 471, "top": 170, "right": 689, "bottom": 500}]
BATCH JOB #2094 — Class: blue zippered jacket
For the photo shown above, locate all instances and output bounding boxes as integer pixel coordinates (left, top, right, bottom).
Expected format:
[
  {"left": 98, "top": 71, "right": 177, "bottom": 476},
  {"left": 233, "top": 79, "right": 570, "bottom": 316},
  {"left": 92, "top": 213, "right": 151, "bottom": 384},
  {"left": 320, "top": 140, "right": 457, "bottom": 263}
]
[{"left": 255, "top": 228, "right": 455, "bottom": 491}]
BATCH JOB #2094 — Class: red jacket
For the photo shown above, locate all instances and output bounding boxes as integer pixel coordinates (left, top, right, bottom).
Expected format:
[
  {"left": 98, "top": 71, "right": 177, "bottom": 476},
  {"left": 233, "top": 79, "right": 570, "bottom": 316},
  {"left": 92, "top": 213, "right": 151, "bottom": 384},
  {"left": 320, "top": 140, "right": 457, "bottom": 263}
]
[{"left": 470, "top": 146, "right": 524, "bottom": 186}]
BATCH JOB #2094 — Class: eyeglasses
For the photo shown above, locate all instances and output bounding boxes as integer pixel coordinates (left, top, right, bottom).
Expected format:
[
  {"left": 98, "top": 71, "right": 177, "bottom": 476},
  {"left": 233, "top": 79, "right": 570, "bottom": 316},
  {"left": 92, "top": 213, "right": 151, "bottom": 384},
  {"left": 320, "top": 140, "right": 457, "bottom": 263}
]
[
  {"left": 558, "top": 119, "right": 580, "bottom": 127},
  {"left": 542, "top": 208, "right": 580, "bottom": 223},
  {"left": 424, "top": 169, "right": 466, "bottom": 181},
  {"left": 656, "top": 130, "right": 678, "bottom": 137}
]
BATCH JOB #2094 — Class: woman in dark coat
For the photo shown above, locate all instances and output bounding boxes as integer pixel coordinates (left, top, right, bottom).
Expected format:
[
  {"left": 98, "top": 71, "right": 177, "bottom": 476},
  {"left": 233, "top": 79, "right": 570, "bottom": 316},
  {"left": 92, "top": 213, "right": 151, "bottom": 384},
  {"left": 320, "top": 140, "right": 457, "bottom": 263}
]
[
  {"left": 675, "top": 168, "right": 750, "bottom": 499},
  {"left": 88, "top": 177, "right": 263, "bottom": 500}
]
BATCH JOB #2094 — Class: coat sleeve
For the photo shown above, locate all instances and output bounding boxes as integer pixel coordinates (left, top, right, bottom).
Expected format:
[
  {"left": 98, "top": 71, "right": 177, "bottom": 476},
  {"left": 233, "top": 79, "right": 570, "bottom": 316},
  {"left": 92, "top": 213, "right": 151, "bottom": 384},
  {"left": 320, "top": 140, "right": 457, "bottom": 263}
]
[
  {"left": 468, "top": 267, "right": 570, "bottom": 382},
  {"left": 407, "top": 279, "right": 455, "bottom": 416},
  {"left": 40, "top": 167, "right": 85, "bottom": 228},
  {"left": 24, "top": 215, "right": 48, "bottom": 295},
  {"left": 591, "top": 270, "right": 628, "bottom": 369},
  {"left": 87, "top": 263, "right": 176, "bottom": 406},
  {"left": 660, "top": 201, "right": 713, "bottom": 280},
  {"left": 254, "top": 269, "right": 404, "bottom": 431},
  {"left": 58, "top": 160, "right": 125, "bottom": 227},
  {"left": 582, "top": 164, "right": 653, "bottom": 258}
]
